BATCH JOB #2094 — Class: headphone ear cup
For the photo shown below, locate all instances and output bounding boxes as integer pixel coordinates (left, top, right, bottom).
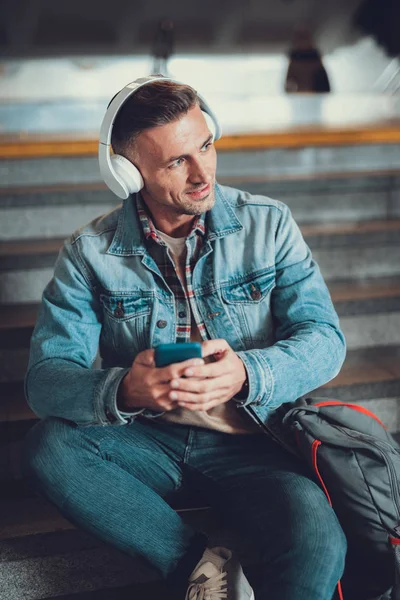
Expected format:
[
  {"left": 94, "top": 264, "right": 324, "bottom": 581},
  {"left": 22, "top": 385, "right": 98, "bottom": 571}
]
[
  {"left": 111, "top": 155, "right": 144, "bottom": 195},
  {"left": 201, "top": 110, "right": 216, "bottom": 141}
]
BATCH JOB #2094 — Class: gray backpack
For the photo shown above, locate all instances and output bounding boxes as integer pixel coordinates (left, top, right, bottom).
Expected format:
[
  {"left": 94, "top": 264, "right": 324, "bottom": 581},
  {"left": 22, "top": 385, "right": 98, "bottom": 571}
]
[{"left": 280, "top": 397, "right": 400, "bottom": 600}]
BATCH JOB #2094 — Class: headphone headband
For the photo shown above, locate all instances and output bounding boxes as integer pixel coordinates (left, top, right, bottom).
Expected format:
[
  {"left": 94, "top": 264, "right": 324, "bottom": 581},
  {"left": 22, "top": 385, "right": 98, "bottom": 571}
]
[{"left": 99, "top": 75, "right": 222, "bottom": 146}]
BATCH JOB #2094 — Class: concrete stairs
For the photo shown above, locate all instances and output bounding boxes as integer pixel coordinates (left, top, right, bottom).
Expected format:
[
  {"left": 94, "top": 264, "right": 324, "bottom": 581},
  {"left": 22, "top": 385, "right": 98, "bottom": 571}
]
[{"left": 1, "top": 141, "right": 400, "bottom": 598}]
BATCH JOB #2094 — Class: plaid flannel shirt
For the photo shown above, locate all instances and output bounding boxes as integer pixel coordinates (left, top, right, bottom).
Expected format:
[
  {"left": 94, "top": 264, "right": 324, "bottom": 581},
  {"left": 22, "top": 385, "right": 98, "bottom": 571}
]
[{"left": 136, "top": 194, "right": 209, "bottom": 343}]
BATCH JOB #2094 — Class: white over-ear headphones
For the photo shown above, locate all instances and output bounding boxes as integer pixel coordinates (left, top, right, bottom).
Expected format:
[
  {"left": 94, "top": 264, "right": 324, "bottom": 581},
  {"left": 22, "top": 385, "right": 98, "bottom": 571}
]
[{"left": 98, "top": 75, "right": 222, "bottom": 200}]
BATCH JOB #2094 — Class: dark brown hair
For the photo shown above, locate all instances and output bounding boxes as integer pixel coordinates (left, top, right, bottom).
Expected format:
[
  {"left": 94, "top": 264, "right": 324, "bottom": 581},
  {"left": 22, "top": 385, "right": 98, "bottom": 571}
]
[{"left": 111, "top": 79, "right": 198, "bottom": 157}]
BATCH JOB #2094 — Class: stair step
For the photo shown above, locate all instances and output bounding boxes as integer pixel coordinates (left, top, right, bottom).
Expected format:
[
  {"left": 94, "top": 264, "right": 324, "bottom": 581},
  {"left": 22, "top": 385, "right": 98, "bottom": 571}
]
[
  {"left": 0, "top": 303, "right": 39, "bottom": 331},
  {"left": 327, "top": 345, "right": 400, "bottom": 385},
  {"left": 0, "top": 500, "right": 244, "bottom": 600},
  {"left": 0, "top": 493, "right": 73, "bottom": 540},
  {"left": 313, "top": 245, "right": 400, "bottom": 281},
  {"left": 302, "top": 219, "right": 400, "bottom": 236},
  {"left": 0, "top": 238, "right": 64, "bottom": 258},
  {"left": 46, "top": 582, "right": 174, "bottom": 600},
  {"left": 0, "top": 238, "right": 64, "bottom": 271},
  {"left": 302, "top": 219, "right": 400, "bottom": 247},
  {"left": 0, "top": 533, "right": 158, "bottom": 600},
  {"left": 1, "top": 172, "right": 400, "bottom": 242},
  {"left": 339, "top": 312, "right": 400, "bottom": 349},
  {"left": 331, "top": 277, "right": 400, "bottom": 319},
  {"left": 0, "top": 385, "right": 34, "bottom": 422},
  {"left": 0, "top": 203, "right": 117, "bottom": 243},
  {"left": 0, "top": 304, "right": 39, "bottom": 350},
  {"left": 0, "top": 303, "right": 40, "bottom": 336},
  {"left": 45, "top": 581, "right": 174, "bottom": 600},
  {"left": 329, "top": 277, "right": 400, "bottom": 303},
  {"left": 0, "top": 347, "right": 30, "bottom": 382},
  {"left": 0, "top": 182, "right": 106, "bottom": 198},
  {"left": 316, "top": 345, "right": 400, "bottom": 402}
]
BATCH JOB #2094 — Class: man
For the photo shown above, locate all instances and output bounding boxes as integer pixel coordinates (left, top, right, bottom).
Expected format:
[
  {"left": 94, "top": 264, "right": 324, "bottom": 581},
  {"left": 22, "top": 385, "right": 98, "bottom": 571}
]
[{"left": 24, "top": 78, "right": 347, "bottom": 600}]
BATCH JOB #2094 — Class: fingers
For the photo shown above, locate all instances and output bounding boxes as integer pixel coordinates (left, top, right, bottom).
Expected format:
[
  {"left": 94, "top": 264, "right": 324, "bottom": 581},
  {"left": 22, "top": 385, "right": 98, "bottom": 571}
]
[
  {"left": 200, "top": 339, "right": 230, "bottom": 359},
  {"left": 157, "top": 357, "right": 205, "bottom": 382},
  {"left": 168, "top": 379, "right": 231, "bottom": 409},
  {"left": 179, "top": 356, "right": 228, "bottom": 380},
  {"left": 148, "top": 385, "right": 180, "bottom": 412},
  {"left": 169, "top": 374, "right": 231, "bottom": 396},
  {"left": 135, "top": 348, "right": 156, "bottom": 367}
]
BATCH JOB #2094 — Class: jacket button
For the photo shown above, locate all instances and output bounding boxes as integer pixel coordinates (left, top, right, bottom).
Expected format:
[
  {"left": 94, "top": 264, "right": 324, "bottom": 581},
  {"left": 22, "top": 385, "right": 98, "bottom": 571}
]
[
  {"left": 156, "top": 319, "right": 168, "bottom": 329},
  {"left": 251, "top": 289, "right": 261, "bottom": 301},
  {"left": 114, "top": 301, "right": 125, "bottom": 318},
  {"left": 208, "top": 311, "right": 221, "bottom": 320}
]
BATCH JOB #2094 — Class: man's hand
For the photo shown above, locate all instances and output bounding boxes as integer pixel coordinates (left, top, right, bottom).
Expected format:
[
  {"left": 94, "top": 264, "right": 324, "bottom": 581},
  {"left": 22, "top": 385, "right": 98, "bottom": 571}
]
[
  {"left": 118, "top": 349, "right": 204, "bottom": 412},
  {"left": 167, "top": 339, "right": 247, "bottom": 411}
]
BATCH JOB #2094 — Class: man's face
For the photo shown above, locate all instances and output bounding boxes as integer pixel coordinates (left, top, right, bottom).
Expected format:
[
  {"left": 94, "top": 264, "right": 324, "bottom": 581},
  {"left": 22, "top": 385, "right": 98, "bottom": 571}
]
[{"left": 133, "top": 103, "right": 217, "bottom": 229}]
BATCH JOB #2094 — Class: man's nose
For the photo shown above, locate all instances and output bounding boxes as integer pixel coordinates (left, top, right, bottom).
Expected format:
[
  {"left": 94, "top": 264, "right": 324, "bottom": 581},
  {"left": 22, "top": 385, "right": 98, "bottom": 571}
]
[{"left": 188, "top": 159, "right": 209, "bottom": 183}]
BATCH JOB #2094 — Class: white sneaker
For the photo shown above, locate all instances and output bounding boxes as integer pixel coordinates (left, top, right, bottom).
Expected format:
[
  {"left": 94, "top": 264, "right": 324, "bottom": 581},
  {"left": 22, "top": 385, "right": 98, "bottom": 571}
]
[{"left": 185, "top": 546, "right": 255, "bottom": 600}]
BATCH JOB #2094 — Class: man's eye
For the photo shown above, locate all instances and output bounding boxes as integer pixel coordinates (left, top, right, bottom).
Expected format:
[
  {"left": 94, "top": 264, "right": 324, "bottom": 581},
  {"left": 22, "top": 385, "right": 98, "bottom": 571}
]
[
  {"left": 169, "top": 158, "right": 184, "bottom": 168},
  {"left": 201, "top": 142, "right": 212, "bottom": 152}
]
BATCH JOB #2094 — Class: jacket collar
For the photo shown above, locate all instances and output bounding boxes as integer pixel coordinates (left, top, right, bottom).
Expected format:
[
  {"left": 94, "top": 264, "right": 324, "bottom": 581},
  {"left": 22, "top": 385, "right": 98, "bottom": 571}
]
[{"left": 106, "top": 183, "right": 243, "bottom": 256}]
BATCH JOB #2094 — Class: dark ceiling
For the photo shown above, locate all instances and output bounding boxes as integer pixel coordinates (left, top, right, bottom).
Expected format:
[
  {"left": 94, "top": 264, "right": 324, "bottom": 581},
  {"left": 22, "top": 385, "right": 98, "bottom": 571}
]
[
  {"left": 0, "top": 0, "right": 396, "bottom": 59},
  {"left": 0, "top": 0, "right": 400, "bottom": 57}
]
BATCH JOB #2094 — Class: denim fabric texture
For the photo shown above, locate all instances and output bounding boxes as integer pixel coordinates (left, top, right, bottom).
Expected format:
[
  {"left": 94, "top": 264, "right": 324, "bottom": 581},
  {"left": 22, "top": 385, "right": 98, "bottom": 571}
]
[
  {"left": 24, "top": 183, "right": 347, "bottom": 599},
  {"left": 24, "top": 415, "right": 346, "bottom": 599},
  {"left": 25, "top": 184, "right": 346, "bottom": 430}
]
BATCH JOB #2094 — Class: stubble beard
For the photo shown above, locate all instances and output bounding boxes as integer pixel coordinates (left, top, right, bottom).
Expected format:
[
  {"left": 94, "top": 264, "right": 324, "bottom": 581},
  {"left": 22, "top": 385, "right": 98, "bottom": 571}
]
[{"left": 179, "top": 187, "right": 216, "bottom": 216}]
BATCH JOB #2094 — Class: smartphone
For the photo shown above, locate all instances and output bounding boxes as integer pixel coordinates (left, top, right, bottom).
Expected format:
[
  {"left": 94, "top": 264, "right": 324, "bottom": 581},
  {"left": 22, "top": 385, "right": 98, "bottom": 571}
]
[{"left": 154, "top": 342, "right": 202, "bottom": 368}]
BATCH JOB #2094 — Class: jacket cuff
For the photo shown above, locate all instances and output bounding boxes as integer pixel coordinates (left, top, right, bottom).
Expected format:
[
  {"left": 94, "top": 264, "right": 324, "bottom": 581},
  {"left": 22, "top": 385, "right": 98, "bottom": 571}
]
[
  {"left": 94, "top": 367, "right": 144, "bottom": 425},
  {"left": 235, "top": 350, "right": 273, "bottom": 407}
]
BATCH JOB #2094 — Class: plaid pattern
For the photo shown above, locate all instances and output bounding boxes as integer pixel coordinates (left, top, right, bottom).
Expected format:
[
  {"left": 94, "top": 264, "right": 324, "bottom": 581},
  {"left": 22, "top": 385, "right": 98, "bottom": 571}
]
[{"left": 136, "top": 195, "right": 209, "bottom": 343}]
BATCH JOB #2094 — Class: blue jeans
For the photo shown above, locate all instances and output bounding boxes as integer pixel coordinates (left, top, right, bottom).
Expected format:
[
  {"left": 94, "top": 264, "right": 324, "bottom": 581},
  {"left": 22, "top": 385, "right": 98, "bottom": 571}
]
[{"left": 23, "top": 416, "right": 346, "bottom": 599}]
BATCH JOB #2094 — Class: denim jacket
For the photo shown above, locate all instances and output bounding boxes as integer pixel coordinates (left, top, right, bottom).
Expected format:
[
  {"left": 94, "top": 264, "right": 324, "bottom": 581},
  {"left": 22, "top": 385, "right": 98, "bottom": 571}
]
[{"left": 26, "top": 184, "right": 346, "bottom": 440}]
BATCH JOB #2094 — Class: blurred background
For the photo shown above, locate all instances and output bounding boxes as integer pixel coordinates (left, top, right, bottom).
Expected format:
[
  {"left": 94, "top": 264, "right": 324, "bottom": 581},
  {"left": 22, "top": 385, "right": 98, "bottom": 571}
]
[
  {"left": 0, "top": 0, "right": 400, "bottom": 134},
  {"left": 1, "top": 2, "right": 400, "bottom": 599}
]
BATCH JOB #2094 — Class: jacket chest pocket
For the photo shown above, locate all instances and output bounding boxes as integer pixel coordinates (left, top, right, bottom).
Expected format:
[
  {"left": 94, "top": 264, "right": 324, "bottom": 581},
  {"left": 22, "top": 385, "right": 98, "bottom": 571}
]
[
  {"left": 100, "top": 293, "right": 152, "bottom": 364},
  {"left": 220, "top": 270, "right": 276, "bottom": 344}
]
